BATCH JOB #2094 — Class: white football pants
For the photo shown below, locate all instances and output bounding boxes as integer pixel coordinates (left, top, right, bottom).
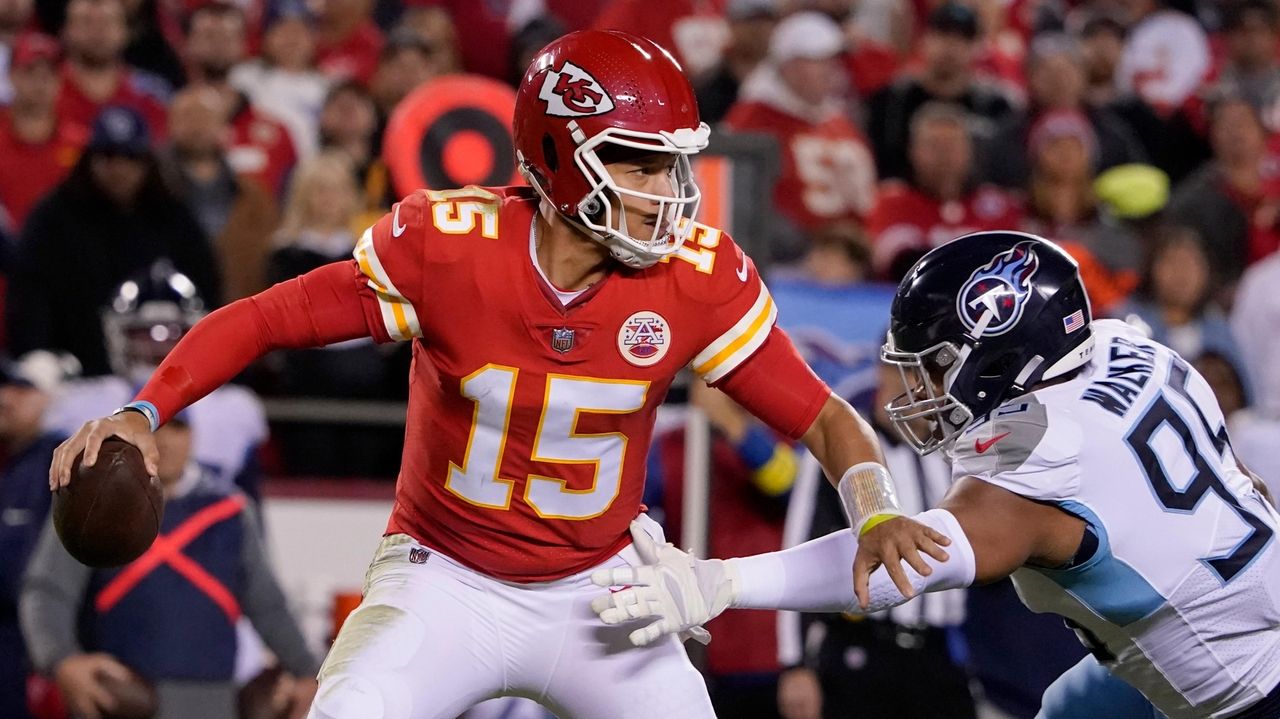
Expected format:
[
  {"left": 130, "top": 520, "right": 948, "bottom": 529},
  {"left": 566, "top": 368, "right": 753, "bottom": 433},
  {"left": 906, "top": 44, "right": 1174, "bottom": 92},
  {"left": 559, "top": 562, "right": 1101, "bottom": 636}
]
[{"left": 307, "top": 517, "right": 715, "bottom": 719}]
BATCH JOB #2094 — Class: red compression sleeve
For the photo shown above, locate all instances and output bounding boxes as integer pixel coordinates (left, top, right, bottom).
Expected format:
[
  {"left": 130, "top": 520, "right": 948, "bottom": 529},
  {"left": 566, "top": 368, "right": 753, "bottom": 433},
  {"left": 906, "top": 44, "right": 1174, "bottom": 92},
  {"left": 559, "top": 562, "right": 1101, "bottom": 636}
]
[
  {"left": 714, "top": 326, "right": 832, "bottom": 440},
  {"left": 136, "top": 261, "right": 376, "bottom": 425}
]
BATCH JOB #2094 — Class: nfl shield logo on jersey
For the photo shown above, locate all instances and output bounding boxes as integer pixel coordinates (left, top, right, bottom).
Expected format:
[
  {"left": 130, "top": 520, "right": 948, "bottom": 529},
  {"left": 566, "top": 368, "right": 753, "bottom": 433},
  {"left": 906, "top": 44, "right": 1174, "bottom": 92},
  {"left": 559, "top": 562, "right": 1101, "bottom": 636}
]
[
  {"left": 409, "top": 547, "right": 430, "bottom": 564},
  {"left": 618, "top": 311, "right": 671, "bottom": 367},
  {"left": 551, "top": 327, "right": 576, "bottom": 354}
]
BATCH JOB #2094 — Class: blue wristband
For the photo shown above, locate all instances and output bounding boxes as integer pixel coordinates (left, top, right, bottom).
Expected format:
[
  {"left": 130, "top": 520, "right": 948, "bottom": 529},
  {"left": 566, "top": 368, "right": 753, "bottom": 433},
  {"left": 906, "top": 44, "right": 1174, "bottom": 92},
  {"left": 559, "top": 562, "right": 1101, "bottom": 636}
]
[{"left": 117, "top": 401, "right": 160, "bottom": 432}]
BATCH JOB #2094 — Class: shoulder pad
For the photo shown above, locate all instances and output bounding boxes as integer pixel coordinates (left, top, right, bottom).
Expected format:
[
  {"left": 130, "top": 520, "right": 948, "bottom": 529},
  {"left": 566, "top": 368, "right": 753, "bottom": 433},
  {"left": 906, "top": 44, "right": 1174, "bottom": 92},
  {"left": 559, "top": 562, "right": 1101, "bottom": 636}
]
[{"left": 949, "top": 395, "right": 1083, "bottom": 500}]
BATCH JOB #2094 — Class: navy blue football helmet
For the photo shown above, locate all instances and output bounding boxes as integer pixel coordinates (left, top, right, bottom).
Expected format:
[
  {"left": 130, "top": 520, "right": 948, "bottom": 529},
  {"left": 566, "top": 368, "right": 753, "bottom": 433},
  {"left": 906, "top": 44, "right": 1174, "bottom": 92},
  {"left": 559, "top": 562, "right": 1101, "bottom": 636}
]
[
  {"left": 881, "top": 231, "right": 1095, "bottom": 454},
  {"left": 102, "top": 260, "right": 206, "bottom": 384}
]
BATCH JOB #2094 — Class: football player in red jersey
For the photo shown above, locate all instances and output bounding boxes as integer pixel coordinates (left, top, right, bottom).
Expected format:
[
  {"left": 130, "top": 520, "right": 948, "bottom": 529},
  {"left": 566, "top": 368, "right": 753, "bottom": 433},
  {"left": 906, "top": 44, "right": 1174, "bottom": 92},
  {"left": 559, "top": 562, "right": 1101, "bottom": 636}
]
[{"left": 50, "top": 31, "right": 948, "bottom": 718}]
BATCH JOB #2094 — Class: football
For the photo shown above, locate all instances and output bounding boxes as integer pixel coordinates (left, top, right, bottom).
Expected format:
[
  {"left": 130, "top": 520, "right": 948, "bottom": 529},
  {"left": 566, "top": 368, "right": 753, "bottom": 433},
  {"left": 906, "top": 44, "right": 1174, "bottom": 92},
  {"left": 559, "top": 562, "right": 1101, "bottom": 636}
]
[{"left": 53, "top": 439, "right": 164, "bottom": 568}]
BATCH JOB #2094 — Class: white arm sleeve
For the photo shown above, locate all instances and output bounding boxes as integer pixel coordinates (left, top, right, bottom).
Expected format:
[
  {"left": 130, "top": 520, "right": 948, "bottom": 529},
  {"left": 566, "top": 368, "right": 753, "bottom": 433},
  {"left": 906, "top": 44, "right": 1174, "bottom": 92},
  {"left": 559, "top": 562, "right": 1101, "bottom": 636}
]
[{"left": 727, "top": 509, "right": 977, "bottom": 614}]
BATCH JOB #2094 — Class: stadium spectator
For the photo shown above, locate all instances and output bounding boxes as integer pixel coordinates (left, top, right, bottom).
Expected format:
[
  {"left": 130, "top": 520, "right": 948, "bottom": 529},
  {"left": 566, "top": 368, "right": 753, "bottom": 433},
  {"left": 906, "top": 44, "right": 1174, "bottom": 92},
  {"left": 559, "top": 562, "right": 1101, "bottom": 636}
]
[
  {"left": 121, "top": 0, "right": 185, "bottom": 89},
  {"left": 229, "top": 0, "right": 331, "bottom": 160},
  {"left": 313, "top": 0, "right": 384, "bottom": 85},
  {"left": 1019, "top": 109, "right": 1141, "bottom": 315},
  {"left": 393, "top": 3, "right": 463, "bottom": 76},
  {"left": 985, "top": 32, "right": 1146, "bottom": 189},
  {"left": 0, "top": 0, "right": 35, "bottom": 104},
  {"left": 867, "top": 102, "right": 1022, "bottom": 280},
  {"left": 509, "top": 12, "right": 568, "bottom": 86},
  {"left": 1230, "top": 251, "right": 1280, "bottom": 496},
  {"left": 867, "top": 2, "right": 1016, "bottom": 180},
  {"left": 594, "top": 0, "right": 729, "bottom": 79},
  {"left": 1168, "top": 95, "right": 1280, "bottom": 290},
  {"left": 266, "top": 151, "right": 391, "bottom": 475},
  {"left": 0, "top": 351, "right": 77, "bottom": 719},
  {"left": 6, "top": 105, "right": 221, "bottom": 376},
  {"left": 1079, "top": 13, "right": 1126, "bottom": 110},
  {"left": 184, "top": 1, "right": 298, "bottom": 196},
  {"left": 1076, "top": 12, "right": 1201, "bottom": 183},
  {"left": 56, "top": 0, "right": 169, "bottom": 138},
  {"left": 1116, "top": 225, "right": 1247, "bottom": 370},
  {"left": 779, "top": 363, "right": 974, "bottom": 719},
  {"left": 766, "top": 222, "right": 893, "bottom": 403},
  {"left": 369, "top": 28, "right": 448, "bottom": 120},
  {"left": 0, "top": 32, "right": 87, "bottom": 233},
  {"left": 20, "top": 415, "right": 318, "bottom": 719},
  {"left": 160, "top": 86, "right": 278, "bottom": 302},
  {"left": 725, "top": 11, "right": 877, "bottom": 259},
  {"left": 269, "top": 151, "right": 362, "bottom": 276},
  {"left": 1114, "top": 0, "right": 1211, "bottom": 115},
  {"left": 318, "top": 80, "right": 387, "bottom": 230},
  {"left": 695, "top": 0, "right": 777, "bottom": 125},
  {"left": 1213, "top": 0, "right": 1280, "bottom": 132}
]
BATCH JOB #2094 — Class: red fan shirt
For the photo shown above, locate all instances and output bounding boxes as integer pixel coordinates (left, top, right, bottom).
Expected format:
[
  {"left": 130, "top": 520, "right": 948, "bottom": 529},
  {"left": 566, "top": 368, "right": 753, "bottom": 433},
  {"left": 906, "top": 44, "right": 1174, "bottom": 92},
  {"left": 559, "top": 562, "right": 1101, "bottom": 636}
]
[
  {"left": 0, "top": 111, "right": 87, "bottom": 230},
  {"left": 868, "top": 181, "right": 1023, "bottom": 278},
  {"left": 724, "top": 101, "right": 878, "bottom": 231}
]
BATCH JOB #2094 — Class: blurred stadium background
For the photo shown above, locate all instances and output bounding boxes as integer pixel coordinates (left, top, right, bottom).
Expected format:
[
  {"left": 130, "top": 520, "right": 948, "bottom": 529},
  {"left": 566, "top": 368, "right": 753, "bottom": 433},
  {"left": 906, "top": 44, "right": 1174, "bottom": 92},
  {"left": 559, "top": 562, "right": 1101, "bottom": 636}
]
[{"left": 4, "top": 0, "right": 1280, "bottom": 717}]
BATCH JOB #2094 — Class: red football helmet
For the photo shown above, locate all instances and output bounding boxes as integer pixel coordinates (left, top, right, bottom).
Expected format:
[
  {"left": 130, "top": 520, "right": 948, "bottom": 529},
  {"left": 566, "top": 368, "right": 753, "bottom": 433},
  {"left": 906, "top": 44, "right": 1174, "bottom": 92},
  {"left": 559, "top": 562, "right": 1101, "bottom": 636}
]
[{"left": 514, "top": 30, "right": 710, "bottom": 269}]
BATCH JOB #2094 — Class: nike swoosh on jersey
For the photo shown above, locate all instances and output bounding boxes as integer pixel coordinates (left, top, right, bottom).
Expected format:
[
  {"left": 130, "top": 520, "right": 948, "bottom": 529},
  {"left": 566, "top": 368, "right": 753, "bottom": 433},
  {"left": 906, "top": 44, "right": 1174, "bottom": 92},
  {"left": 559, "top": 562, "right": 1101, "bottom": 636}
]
[
  {"left": 735, "top": 253, "right": 748, "bottom": 282},
  {"left": 392, "top": 204, "right": 407, "bottom": 237},
  {"left": 974, "top": 432, "right": 1011, "bottom": 454}
]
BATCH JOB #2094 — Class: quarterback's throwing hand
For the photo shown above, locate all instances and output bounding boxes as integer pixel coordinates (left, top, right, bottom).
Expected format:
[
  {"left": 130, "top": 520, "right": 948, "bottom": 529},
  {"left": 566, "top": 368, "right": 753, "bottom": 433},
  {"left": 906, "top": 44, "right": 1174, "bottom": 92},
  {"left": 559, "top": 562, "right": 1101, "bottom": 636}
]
[{"left": 590, "top": 520, "right": 737, "bottom": 648}]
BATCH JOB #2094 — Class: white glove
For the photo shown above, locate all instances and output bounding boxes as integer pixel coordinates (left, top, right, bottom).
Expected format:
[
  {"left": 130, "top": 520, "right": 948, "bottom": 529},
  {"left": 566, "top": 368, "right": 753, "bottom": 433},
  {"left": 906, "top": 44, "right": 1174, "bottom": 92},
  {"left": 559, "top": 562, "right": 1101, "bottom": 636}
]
[{"left": 590, "top": 520, "right": 738, "bottom": 648}]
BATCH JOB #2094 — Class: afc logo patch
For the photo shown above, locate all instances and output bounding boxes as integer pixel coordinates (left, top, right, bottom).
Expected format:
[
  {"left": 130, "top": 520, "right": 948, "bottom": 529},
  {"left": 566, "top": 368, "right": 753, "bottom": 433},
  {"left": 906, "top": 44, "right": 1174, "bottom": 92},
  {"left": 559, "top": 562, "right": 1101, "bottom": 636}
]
[
  {"left": 538, "top": 61, "right": 615, "bottom": 117},
  {"left": 618, "top": 311, "right": 671, "bottom": 367},
  {"left": 408, "top": 547, "right": 430, "bottom": 564}
]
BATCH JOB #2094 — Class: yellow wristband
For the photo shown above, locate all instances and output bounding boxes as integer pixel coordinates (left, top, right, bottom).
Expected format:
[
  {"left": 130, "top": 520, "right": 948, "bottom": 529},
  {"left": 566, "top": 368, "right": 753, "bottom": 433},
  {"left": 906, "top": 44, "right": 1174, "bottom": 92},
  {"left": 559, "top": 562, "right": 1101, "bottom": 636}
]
[{"left": 858, "top": 512, "right": 903, "bottom": 536}]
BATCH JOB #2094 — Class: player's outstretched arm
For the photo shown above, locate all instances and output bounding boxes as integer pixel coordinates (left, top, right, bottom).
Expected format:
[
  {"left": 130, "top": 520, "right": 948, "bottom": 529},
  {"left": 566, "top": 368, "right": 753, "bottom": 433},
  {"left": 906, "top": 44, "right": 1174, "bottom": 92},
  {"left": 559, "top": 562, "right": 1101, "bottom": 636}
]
[
  {"left": 797, "top": 395, "right": 954, "bottom": 605},
  {"left": 50, "top": 261, "right": 374, "bottom": 489},
  {"left": 590, "top": 511, "right": 972, "bottom": 647},
  {"left": 711, "top": 328, "right": 952, "bottom": 606},
  {"left": 591, "top": 478, "right": 1084, "bottom": 645}
]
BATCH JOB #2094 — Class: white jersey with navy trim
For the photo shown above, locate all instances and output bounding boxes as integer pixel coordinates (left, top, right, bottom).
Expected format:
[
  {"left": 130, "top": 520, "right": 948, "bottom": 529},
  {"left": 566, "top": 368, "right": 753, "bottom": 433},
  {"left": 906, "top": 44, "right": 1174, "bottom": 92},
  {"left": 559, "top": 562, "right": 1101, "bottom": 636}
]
[
  {"left": 46, "top": 375, "right": 268, "bottom": 491},
  {"left": 948, "top": 320, "right": 1280, "bottom": 719}
]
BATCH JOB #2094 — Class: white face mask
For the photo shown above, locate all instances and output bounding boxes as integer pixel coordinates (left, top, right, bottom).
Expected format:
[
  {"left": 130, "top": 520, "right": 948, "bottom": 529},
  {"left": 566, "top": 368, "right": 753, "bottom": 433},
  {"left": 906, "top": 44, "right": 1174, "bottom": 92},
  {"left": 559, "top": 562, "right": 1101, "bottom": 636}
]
[{"left": 525, "top": 122, "right": 711, "bottom": 269}]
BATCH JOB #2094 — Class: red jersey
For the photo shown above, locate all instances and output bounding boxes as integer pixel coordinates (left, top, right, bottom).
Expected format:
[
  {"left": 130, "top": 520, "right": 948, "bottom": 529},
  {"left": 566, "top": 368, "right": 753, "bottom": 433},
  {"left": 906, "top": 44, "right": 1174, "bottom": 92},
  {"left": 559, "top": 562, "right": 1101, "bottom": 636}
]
[
  {"left": 723, "top": 101, "right": 877, "bottom": 231},
  {"left": 55, "top": 64, "right": 169, "bottom": 139},
  {"left": 315, "top": 20, "right": 384, "bottom": 85},
  {"left": 0, "top": 112, "right": 86, "bottom": 229},
  {"left": 354, "top": 186, "right": 825, "bottom": 581},
  {"left": 227, "top": 101, "right": 298, "bottom": 196},
  {"left": 867, "top": 181, "right": 1023, "bottom": 278}
]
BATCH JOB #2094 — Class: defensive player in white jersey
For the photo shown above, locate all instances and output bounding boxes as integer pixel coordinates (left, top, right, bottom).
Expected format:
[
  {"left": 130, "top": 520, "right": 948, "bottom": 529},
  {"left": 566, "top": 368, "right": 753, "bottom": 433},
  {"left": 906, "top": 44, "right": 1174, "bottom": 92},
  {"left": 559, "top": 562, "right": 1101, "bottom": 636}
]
[{"left": 595, "top": 231, "right": 1280, "bottom": 719}]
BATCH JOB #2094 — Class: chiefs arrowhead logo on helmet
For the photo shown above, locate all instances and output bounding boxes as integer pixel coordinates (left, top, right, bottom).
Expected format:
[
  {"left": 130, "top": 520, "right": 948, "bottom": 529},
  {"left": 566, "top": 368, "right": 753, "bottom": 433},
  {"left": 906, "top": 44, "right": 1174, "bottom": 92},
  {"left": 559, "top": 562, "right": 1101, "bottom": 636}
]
[{"left": 538, "top": 61, "right": 615, "bottom": 117}]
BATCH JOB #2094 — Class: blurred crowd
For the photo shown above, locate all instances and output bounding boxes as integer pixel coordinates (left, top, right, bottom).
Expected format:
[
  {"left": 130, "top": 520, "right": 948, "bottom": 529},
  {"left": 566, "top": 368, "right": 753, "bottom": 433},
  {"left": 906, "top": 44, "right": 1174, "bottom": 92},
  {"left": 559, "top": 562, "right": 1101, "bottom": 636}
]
[{"left": 5, "top": 0, "right": 1280, "bottom": 718}]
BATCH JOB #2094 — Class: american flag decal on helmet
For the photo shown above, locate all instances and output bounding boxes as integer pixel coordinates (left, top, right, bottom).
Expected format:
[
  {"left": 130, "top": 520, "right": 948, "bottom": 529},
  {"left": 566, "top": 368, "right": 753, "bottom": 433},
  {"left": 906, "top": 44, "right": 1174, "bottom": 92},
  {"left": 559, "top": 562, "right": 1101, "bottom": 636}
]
[{"left": 1063, "top": 310, "right": 1085, "bottom": 333}]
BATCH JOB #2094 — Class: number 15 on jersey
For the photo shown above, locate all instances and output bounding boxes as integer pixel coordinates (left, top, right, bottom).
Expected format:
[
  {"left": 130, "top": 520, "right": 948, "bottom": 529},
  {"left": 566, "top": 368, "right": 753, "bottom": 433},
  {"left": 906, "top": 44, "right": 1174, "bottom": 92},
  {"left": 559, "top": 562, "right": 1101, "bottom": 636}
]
[{"left": 445, "top": 365, "right": 650, "bottom": 521}]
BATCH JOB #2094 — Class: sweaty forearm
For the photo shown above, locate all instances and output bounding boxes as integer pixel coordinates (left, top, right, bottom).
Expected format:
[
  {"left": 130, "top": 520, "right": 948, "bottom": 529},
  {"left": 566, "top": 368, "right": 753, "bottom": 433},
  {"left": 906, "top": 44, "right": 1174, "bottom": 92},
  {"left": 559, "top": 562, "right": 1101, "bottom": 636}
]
[
  {"left": 137, "top": 262, "right": 373, "bottom": 425},
  {"left": 728, "top": 509, "right": 976, "bottom": 614}
]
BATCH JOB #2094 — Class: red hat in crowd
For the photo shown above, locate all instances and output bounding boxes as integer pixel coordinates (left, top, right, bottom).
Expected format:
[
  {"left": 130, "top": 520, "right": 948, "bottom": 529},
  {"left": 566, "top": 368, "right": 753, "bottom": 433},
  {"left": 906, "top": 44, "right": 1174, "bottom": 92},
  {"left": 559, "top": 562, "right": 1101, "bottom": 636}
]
[
  {"left": 11, "top": 32, "right": 60, "bottom": 69},
  {"left": 1028, "top": 109, "right": 1099, "bottom": 166}
]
